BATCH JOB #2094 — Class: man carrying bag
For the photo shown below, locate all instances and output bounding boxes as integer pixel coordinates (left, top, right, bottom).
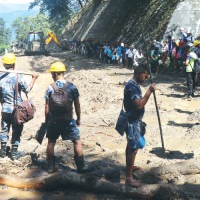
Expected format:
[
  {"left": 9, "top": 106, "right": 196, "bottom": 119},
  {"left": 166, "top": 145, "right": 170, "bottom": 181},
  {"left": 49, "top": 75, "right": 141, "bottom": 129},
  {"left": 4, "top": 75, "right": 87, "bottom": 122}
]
[
  {"left": 0, "top": 53, "right": 38, "bottom": 160},
  {"left": 116, "top": 65, "right": 155, "bottom": 188}
]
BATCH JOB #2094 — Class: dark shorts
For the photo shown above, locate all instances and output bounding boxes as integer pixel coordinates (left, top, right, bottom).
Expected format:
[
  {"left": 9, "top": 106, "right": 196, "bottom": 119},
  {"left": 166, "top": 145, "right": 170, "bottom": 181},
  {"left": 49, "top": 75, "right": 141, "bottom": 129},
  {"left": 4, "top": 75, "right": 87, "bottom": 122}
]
[
  {"left": 46, "top": 119, "right": 80, "bottom": 141},
  {"left": 125, "top": 120, "right": 146, "bottom": 150}
]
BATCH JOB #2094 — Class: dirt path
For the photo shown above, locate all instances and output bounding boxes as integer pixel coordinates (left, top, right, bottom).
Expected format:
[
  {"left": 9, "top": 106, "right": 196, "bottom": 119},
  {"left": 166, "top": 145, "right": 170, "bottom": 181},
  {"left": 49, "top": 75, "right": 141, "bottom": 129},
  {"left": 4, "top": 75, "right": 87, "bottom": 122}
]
[{"left": 0, "top": 52, "right": 200, "bottom": 199}]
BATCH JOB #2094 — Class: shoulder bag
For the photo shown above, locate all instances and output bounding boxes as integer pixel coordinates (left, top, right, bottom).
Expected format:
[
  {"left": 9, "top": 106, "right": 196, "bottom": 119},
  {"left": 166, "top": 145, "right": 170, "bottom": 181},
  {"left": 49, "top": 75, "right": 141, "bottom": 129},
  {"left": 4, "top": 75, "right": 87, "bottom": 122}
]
[
  {"left": 115, "top": 101, "right": 128, "bottom": 136},
  {"left": 13, "top": 74, "right": 36, "bottom": 125}
]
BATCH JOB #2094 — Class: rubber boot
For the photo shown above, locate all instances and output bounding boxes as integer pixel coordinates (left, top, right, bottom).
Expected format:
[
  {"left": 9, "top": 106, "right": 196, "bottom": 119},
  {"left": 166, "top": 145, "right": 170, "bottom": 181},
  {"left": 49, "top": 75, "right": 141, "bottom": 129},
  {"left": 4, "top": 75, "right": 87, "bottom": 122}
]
[
  {"left": 0, "top": 142, "right": 7, "bottom": 158},
  {"left": 74, "top": 155, "right": 93, "bottom": 173},
  {"left": 10, "top": 145, "right": 24, "bottom": 160},
  {"left": 48, "top": 156, "right": 57, "bottom": 174}
]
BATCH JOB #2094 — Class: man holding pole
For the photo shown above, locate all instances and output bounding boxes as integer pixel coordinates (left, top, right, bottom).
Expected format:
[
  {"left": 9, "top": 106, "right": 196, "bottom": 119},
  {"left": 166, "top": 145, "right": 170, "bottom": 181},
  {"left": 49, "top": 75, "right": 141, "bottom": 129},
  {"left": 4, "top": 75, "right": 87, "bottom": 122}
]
[
  {"left": 0, "top": 53, "right": 39, "bottom": 160},
  {"left": 124, "top": 64, "right": 156, "bottom": 187}
]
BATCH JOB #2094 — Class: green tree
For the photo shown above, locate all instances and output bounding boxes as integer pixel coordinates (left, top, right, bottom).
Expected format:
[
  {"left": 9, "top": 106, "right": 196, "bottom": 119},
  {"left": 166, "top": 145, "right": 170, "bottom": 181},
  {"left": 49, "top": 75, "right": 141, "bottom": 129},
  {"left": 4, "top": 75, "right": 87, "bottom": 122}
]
[
  {"left": 12, "top": 13, "right": 51, "bottom": 42},
  {"left": 29, "top": 0, "right": 72, "bottom": 33},
  {"left": 0, "top": 17, "right": 11, "bottom": 54},
  {"left": 29, "top": 0, "right": 88, "bottom": 33}
]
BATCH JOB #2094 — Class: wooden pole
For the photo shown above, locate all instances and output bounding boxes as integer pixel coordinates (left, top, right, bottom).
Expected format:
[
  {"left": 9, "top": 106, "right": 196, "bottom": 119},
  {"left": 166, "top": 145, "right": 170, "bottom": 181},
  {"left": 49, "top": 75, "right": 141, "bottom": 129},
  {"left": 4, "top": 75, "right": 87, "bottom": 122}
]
[
  {"left": 0, "top": 68, "right": 33, "bottom": 76},
  {"left": 141, "top": 21, "right": 165, "bottom": 153}
]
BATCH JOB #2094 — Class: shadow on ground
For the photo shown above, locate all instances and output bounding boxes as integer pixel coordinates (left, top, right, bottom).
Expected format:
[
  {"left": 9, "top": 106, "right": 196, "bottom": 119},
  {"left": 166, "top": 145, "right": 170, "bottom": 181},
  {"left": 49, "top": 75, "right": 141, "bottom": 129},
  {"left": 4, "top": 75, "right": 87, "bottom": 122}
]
[{"left": 150, "top": 147, "right": 194, "bottom": 160}]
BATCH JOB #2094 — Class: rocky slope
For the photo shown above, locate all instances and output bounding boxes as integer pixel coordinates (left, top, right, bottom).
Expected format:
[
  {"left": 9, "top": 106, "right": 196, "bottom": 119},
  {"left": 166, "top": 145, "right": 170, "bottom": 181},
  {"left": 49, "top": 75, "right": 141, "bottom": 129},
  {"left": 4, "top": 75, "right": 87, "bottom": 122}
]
[{"left": 61, "top": 0, "right": 181, "bottom": 46}]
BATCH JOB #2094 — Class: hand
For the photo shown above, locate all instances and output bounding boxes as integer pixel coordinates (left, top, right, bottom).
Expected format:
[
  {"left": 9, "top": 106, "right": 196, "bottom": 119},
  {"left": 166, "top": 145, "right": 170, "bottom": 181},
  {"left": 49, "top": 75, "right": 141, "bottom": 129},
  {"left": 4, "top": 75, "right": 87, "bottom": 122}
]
[
  {"left": 32, "top": 73, "right": 39, "bottom": 79},
  {"left": 149, "top": 84, "right": 156, "bottom": 93},
  {"left": 76, "top": 119, "right": 81, "bottom": 126}
]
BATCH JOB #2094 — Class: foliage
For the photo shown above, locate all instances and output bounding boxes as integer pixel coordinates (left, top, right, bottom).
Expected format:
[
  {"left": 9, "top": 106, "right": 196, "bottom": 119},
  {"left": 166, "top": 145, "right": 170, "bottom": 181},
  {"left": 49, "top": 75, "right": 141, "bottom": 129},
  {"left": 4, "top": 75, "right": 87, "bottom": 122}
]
[
  {"left": 0, "top": 17, "right": 11, "bottom": 54},
  {"left": 29, "top": 0, "right": 72, "bottom": 33},
  {"left": 12, "top": 13, "right": 51, "bottom": 42},
  {"left": 29, "top": 0, "right": 88, "bottom": 33}
]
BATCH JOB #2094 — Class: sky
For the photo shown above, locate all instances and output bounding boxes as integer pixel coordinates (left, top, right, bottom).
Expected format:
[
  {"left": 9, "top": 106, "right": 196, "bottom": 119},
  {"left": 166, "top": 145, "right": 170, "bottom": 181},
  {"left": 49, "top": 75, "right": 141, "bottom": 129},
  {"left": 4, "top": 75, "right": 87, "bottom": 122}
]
[
  {"left": 0, "top": 0, "right": 34, "bottom": 4},
  {"left": 0, "top": 0, "right": 38, "bottom": 13}
]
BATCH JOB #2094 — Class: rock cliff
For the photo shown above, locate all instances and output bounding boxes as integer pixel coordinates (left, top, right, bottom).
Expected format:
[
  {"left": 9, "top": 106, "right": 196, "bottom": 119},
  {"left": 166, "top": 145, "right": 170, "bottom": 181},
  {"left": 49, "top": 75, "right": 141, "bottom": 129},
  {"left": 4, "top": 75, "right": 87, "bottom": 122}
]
[{"left": 61, "top": 0, "right": 181, "bottom": 46}]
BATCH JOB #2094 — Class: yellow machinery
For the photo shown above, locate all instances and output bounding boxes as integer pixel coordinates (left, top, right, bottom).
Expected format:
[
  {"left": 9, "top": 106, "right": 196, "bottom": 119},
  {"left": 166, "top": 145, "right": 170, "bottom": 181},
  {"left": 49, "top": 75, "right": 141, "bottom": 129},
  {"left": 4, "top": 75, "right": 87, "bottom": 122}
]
[
  {"left": 45, "top": 32, "right": 62, "bottom": 48},
  {"left": 24, "top": 31, "right": 63, "bottom": 56}
]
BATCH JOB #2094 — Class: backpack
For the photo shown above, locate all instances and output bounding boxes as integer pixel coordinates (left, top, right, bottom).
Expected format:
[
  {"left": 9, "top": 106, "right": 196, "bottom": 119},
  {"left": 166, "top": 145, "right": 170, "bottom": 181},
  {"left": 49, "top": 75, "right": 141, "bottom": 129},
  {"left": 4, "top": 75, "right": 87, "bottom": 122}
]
[{"left": 49, "top": 82, "right": 72, "bottom": 121}]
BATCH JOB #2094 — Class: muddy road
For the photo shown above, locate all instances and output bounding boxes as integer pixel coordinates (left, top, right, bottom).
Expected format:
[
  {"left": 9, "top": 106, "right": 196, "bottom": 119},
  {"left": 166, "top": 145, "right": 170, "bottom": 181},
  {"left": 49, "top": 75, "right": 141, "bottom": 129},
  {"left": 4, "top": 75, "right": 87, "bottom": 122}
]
[{"left": 0, "top": 51, "right": 200, "bottom": 199}]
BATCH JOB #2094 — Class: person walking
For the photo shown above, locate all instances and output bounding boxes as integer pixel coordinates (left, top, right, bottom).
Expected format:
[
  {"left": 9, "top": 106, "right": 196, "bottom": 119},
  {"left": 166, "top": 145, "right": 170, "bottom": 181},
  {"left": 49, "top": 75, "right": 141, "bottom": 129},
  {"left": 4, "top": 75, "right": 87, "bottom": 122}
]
[
  {"left": 126, "top": 45, "right": 137, "bottom": 69},
  {"left": 123, "top": 64, "right": 156, "bottom": 187},
  {"left": 44, "top": 62, "right": 91, "bottom": 173},
  {"left": 0, "top": 53, "right": 39, "bottom": 160}
]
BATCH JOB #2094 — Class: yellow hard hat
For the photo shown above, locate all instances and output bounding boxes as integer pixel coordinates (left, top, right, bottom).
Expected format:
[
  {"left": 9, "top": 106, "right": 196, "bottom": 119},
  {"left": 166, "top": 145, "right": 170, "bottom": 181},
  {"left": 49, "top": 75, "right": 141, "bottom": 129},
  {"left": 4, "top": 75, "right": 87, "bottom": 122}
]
[
  {"left": 193, "top": 40, "right": 200, "bottom": 46},
  {"left": 49, "top": 62, "right": 66, "bottom": 72},
  {"left": 2, "top": 53, "right": 16, "bottom": 64}
]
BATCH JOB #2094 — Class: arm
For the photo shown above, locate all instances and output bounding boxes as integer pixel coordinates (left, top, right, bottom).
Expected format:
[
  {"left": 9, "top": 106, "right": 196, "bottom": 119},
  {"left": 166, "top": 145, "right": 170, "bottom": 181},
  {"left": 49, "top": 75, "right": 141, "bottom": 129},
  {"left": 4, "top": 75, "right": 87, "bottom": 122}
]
[
  {"left": 28, "top": 73, "right": 39, "bottom": 91},
  {"left": 184, "top": 58, "right": 189, "bottom": 65},
  {"left": 133, "top": 84, "right": 156, "bottom": 110},
  {"left": 74, "top": 97, "right": 81, "bottom": 126},
  {"left": 45, "top": 99, "right": 49, "bottom": 124}
]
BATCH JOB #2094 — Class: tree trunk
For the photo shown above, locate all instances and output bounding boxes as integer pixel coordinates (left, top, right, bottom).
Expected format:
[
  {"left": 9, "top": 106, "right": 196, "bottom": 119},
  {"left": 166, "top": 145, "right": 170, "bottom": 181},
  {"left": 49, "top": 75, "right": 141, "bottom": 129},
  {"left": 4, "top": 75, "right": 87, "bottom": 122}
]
[{"left": 0, "top": 159, "right": 199, "bottom": 199}]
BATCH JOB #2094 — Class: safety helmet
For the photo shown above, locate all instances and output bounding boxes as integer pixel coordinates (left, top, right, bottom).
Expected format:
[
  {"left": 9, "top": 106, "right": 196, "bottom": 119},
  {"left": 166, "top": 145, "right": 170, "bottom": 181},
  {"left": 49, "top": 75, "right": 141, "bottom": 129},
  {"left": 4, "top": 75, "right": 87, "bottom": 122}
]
[
  {"left": 2, "top": 53, "right": 16, "bottom": 64},
  {"left": 193, "top": 40, "right": 200, "bottom": 46},
  {"left": 49, "top": 62, "right": 66, "bottom": 72},
  {"left": 188, "top": 52, "right": 198, "bottom": 60}
]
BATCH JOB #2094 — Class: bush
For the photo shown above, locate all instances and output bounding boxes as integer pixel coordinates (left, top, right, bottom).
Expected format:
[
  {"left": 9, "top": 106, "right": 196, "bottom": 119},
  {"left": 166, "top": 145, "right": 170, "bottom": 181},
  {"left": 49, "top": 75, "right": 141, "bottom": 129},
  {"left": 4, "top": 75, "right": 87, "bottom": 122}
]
[{"left": 0, "top": 44, "right": 9, "bottom": 55}]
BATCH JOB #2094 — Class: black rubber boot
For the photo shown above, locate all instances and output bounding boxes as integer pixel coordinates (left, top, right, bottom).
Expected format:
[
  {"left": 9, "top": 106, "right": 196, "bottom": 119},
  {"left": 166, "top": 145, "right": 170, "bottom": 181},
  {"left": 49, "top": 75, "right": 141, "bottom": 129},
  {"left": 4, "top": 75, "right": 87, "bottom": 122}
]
[
  {"left": 0, "top": 142, "right": 7, "bottom": 158},
  {"left": 48, "top": 156, "right": 57, "bottom": 174},
  {"left": 74, "top": 155, "right": 93, "bottom": 173},
  {"left": 10, "top": 145, "right": 24, "bottom": 160}
]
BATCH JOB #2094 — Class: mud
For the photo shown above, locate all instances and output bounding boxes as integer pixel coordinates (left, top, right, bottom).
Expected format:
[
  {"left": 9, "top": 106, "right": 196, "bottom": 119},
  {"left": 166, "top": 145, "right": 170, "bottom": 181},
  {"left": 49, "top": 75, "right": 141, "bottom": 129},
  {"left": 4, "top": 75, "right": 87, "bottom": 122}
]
[{"left": 0, "top": 51, "right": 200, "bottom": 199}]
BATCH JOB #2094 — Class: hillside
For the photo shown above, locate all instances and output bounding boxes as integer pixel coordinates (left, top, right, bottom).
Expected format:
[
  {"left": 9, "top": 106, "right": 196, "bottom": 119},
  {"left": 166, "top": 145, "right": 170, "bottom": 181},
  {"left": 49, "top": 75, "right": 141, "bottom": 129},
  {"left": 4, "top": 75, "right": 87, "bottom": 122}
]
[
  {"left": 62, "top": 0, "right": 181, "bottom": 46},
  {"left": 0, "top": 10, "right": 39, "bottom": 27}
]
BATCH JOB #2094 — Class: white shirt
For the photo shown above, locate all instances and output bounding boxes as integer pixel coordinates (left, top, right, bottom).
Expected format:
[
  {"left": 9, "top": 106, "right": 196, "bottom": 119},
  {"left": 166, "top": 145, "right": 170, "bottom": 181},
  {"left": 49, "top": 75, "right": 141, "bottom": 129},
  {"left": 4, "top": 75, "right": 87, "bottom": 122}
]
[
  {"left": 134, "top": 51, "right": 143, "bottom": 62},
  {"left": 126, "top": 49, "right": 137, "bottom": 58}
]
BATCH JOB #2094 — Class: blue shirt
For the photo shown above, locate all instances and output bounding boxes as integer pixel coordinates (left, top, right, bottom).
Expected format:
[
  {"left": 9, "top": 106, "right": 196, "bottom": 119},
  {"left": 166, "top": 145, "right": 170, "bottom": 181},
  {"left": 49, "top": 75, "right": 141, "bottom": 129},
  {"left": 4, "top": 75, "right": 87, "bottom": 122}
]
[
  {"left": 0, "top": 72, "right": 30, "bottom": 113},
  {"left": 182, "top": 32, "right": 187, "bottom": 41},
  {"left": 104, "top": 48, "right": 112, "bottom": 57},
  {"left": 116, "top": 46, "right": 122, "bottom": 56},
  {"left": 168, "top": 41, "right": 173, "bottom": 54},
  {"left": 121, "top": 47, "right": 128, "bottom": 58},
  {"left": 45, "top": 80, "right": 79, "bottom": 121},
  {"left": 44, "top": 80, "right": 79, "bottom": 102},
  {"left": 124, "top": 79, "right": 144, "bottom": 122}
]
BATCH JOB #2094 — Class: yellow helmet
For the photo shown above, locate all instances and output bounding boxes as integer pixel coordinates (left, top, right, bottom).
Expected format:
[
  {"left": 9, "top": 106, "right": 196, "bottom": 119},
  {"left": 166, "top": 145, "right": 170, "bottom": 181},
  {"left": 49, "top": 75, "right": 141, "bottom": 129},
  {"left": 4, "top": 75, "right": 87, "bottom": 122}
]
[
  {"left": 193, "top": 40, "right": 200, "bottom": 46},
  {"left": 49, "top": 62, "right": 66, "bottom": 72},
  {"left": 2, "top": 53, "right": 16, "bottom": 64}
]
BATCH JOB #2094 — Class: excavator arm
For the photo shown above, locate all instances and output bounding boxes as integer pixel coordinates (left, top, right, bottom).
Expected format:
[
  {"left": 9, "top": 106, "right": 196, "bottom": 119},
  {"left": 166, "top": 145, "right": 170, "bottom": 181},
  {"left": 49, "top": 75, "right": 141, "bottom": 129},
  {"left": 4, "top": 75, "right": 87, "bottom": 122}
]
[{"left": 45, "top": 32, "right": 62, "bottom": 48}]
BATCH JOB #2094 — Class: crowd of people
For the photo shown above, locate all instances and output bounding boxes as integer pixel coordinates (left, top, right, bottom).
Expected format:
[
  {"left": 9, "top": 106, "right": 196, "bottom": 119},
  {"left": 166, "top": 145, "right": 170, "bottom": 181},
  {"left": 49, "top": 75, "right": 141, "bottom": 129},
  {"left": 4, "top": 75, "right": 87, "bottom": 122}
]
[
  {"left": 70, "top": 40, "right": 145, "bottom": 68},
  {"left": 71, "top": 27, "right": 200, "bottom": 99}
]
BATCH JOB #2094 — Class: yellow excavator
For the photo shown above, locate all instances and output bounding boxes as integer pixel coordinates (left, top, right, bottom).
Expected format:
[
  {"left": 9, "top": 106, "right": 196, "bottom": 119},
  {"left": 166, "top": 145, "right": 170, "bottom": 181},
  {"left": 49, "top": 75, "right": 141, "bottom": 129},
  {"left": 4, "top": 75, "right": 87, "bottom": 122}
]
[
  {"left": 24, "top": 31, "right": 63, "bottom": 56},
  {"left": 45, "top": 32, "right": 62, "bottom": 48}
]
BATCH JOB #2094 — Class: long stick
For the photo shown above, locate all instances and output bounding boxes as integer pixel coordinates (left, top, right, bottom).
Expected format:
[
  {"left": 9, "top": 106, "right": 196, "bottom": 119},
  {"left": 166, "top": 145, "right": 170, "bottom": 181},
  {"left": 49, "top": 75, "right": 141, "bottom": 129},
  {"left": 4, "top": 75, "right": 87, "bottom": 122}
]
[
  {"left": 141, "top": 21, "right": 165, "bottom": 152},
  {"left": 0, "top": 68, "right": 33, "bottom": 75}
]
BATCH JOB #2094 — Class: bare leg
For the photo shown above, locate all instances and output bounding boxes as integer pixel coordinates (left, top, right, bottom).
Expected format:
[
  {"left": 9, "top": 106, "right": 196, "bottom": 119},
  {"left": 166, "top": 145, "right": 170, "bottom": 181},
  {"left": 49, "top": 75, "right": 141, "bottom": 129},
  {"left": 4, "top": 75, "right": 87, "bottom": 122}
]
[
  {"left": 156, "top": 65, "right": 159, "bottom": 74},
  {"left": 47, "top": 139, "right": 56, "bottom": 158},
  {"left": 125, "top": 146, "right": 141, "bottom": 187},
  {"left": 72, "top": 139, "right": 83, "bottom": 156}
]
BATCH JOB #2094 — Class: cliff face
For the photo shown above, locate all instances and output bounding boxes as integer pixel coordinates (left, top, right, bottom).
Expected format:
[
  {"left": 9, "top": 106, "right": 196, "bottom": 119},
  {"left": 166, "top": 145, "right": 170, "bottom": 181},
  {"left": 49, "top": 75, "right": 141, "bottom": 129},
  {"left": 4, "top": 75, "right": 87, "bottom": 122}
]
[
  {"left": 164, "top": 0, "right": 200, "bottom": 41},
  {"left": 62, "top": 0, "right": 181, "bottom": 46}
]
